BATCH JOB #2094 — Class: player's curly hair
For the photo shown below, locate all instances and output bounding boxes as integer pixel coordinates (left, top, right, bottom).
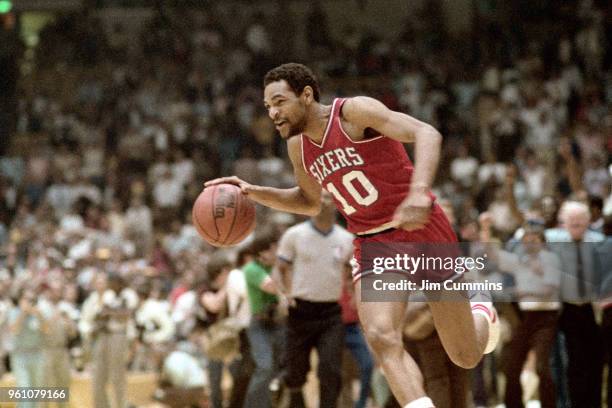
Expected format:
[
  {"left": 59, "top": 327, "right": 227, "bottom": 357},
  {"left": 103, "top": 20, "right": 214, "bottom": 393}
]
[{"left": 264, "top": 63, "right": 320, "bottom": 102}]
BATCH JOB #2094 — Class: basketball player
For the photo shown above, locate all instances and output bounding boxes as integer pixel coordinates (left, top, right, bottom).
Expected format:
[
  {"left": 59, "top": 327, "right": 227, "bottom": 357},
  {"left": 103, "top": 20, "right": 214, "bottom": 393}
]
[{"left": 206, "top": 63, "right": 499, "bottom": 408}]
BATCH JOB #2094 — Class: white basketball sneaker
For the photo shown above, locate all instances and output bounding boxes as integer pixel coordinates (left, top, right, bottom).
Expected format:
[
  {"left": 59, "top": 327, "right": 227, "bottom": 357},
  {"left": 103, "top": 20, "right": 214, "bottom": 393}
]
[{"left": 471, "top": 301, "right": 500, "bottom": 354}]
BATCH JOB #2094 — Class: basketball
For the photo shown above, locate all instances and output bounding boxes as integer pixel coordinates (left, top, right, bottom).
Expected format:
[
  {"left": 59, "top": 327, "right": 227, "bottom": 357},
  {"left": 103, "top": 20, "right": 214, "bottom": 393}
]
[{"left": 192, "top": 184, "right": 256, "bottom": 247}]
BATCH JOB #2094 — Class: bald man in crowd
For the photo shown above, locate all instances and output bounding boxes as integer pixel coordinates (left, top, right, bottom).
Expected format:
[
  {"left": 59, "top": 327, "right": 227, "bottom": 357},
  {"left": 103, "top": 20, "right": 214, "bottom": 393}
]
[{"left": 545, "top": 201, "right": 605, "bottom": 408}]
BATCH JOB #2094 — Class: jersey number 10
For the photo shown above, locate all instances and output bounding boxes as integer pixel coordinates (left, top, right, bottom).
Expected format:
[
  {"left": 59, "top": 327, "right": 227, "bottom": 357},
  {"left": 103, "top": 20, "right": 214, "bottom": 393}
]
[{"left": 326, "top": 170, "right": 379, "bottom": 215}]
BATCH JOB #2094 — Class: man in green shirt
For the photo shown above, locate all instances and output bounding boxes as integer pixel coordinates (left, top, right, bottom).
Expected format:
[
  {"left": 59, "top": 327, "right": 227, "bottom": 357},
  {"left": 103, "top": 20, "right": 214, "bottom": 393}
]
[
  {"left": 245, "top": 255, "right": 278, "bottom": 317},
  {"left": 243, "top": 230, "right": 284, "bottom": 408}
]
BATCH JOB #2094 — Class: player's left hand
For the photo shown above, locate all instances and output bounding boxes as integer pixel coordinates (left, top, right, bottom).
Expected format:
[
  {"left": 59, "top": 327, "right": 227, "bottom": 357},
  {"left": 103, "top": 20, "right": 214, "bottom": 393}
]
[{"left": 393, "top": 190, "right": 432, "bottom": 231}]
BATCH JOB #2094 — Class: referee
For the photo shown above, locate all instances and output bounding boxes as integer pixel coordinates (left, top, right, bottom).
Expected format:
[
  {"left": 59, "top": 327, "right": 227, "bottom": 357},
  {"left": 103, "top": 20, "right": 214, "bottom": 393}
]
[{"left": 277, "top": 192, "right": 354, "bottom": 408}]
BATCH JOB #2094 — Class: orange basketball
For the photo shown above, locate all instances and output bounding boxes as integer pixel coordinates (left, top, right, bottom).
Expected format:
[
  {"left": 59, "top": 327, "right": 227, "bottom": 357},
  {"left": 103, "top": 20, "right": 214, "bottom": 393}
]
[{"left": 192, "top": 184, "right": 256, "bottom": 247}]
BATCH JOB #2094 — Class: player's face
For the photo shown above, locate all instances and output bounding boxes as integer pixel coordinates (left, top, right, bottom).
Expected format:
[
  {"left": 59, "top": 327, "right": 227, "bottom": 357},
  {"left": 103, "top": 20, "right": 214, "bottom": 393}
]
[{"left": 264, "top": 80, "right": 308, "bottom": 139}]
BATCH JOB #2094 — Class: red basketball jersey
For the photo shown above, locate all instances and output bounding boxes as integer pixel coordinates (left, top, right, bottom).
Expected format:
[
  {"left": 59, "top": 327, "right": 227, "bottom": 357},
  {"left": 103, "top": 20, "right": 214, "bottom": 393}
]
[{"left": 301, "top": 98, "right": 431, "bottom": 234}]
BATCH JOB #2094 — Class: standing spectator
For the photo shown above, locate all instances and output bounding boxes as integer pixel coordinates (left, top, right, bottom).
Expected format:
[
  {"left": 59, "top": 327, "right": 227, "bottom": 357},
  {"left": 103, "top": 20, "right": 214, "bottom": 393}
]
[
  {"left": 243, "top": 231, "right": 284, "bottom": 408},
  {"left": 80, "top": 273, "right": 138, "bottom": 408},
  {"left": 39, "top": 280, "right": 76, "bottom": 406},
  {"left": 8, "top": 287, "right": 48, "bottom": 408},
  {"left": 171, "top": 270, "right": 207, "bottom": 339},
  {"left": 489, "top": 99, "right": 521, "bottom": 160},
  {"left": 583, "top": 154, "right": 610, "bottom": 198},
  {"left": 0, "top": 275, "right": 11, "bottom": 377},
  {"left": 133, "top": 281, "right": 175, "bottom": 371},
  {"left": 171, "top": 149, "right": 195, "bottom": 187},
  {"left": 589, "top": 195, "right": 605, "bottom": 233},
  {"left": 225, "top": 247, "right": 255, "bottom": 408},
  {"left": 450, "top": 145, "right": 479, "bottom": 188},
  {"left": 597, "top": 216, "right": 611, "bottom": 406},
  {"left": 477, "top": 153, "right": 506, "bottom": 187},
  {"left": 545, "top": 201, "right": 605, "bottom": 408},
  {"left": 276, "top": 192, "right": 353, "bottom": 408},
  {"left": 520, "top": 151, "right": 548, "bottom": 205},
  {"left": 485, "top": 224, "right": 562, "bottom": 408},
  {"left": 200, "top": 253, "right": 233, "bottom": 408},
  {"left": 524, "top": 111, "right": 557, "bottom": 152},
  {"left": 152, "top": 168, "right": 184, "bottom": 228},
  {"left": 487, "top": 166, "right": 524, "bottom": 238},
  {"left": 124, "top": 196, "right": 153, "bottom": 256}
]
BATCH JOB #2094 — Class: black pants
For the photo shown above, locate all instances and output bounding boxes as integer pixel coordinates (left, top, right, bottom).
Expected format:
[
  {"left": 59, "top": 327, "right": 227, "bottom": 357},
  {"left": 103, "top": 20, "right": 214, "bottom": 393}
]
[
  {"left": 285, "top": 299, "right": 344, "bottom": 408},
  {"left": 559, "top": 303, "right": 603, "bottom": 408},
  {"left": 504, "top": 310, "right": 558, "bottom": 408},
  {"left": 228, "top": 330, "right": 255, "bottom": 408},
  {"left": 602, "top": 307, "right": 612, "bottom": 407}
]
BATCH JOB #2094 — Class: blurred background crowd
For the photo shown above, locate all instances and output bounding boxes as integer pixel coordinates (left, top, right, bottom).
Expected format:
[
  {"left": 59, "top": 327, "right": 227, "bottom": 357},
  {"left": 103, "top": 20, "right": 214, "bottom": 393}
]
[{"left": 0, "top": 0, "right": 610, "bottom": 407}]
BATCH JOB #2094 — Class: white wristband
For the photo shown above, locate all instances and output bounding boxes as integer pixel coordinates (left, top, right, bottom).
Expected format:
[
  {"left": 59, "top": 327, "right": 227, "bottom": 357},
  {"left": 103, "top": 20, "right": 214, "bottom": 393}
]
[{"left": 404, "top": 396, "right": 435, "bottom": 408}]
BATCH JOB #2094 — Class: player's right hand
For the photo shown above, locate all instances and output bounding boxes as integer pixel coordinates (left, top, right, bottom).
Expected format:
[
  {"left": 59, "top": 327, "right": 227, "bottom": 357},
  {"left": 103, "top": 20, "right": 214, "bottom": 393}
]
[
  {"left": 204, "top": 176, "right": 258, "bottom": 195},
  {"left": 393, "top": 189, "right": 432, "bottom": 231}
]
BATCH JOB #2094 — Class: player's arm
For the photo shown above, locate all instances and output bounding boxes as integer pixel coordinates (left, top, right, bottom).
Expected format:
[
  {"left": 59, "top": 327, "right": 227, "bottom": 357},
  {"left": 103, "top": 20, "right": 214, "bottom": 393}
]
[
  {"left": 342, "top": 96, "right": 442, "bottom": 191},
  {"left": 204, "top": 138, "right": 321, "bottom": 216},
  {"left": 342, "top": 96, "right": 442, "bottom": 230}
]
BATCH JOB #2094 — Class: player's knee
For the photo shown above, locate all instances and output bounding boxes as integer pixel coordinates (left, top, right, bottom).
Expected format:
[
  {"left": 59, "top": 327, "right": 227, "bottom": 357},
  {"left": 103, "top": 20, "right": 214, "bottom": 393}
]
[
  {"left": 363, "top": 325, "right": 403, "bottom": 354},
  {"left": 448, "top": 349, "right": 481, "bottom": 369}
]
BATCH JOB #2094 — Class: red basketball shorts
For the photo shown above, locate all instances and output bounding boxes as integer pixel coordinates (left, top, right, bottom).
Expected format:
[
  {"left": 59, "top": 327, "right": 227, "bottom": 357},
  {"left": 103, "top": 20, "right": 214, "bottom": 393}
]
[{"left": 351, "top": 203, "right": 459, "bottom": 283}]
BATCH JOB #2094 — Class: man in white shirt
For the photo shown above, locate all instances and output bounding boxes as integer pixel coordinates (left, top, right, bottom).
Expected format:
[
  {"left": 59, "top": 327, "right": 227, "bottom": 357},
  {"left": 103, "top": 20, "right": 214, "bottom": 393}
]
[
  {"left": 153, "top": 168, "right": 184, "bottom": 229},
  {"left": 153, "top": 168, "right": 184, "bottom": 209},
  {"left": 277, "top": 192, "right": 354, "bottom": 407},
  {"left": 544, "top": 201, "right": 605, "bottom": 408},
  {"left": 450, "top": 145, "right": 479, "bottom": 188},
  {"left": 494, "top": 226, "right": 562, "bottom": 408}
]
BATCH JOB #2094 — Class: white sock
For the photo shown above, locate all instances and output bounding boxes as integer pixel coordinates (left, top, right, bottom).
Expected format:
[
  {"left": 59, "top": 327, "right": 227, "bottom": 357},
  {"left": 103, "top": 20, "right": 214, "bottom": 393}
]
[
  {"left": 404, "top": 396, "right": 435, "bottom": 408},
  {"left": 471, "top": 301, "right": 500, "bottom": 353},
  {"left": 471, "top": 301, "right": 495, "bottom": 323}
]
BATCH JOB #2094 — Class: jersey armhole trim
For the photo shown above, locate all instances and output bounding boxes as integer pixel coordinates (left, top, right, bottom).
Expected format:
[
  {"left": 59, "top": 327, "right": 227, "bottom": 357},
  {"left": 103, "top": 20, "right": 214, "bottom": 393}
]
[
  {"left": 299, "top": 134, "right": 309, "bottom": 174},
  {"left": 337, "top": 99, "right": 385, "bottom": 144},
  {"left": 307, "top": 98, "right": 337, "bottom": 148}
]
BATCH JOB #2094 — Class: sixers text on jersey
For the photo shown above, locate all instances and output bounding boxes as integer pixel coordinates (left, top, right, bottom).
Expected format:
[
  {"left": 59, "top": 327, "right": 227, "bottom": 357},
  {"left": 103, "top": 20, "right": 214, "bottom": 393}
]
[
  {"left": 301, "top": 98, "right": 422, "bottom": 234},
  {"left": 307, "top": 146, "right": 364, "bottom": 183}
]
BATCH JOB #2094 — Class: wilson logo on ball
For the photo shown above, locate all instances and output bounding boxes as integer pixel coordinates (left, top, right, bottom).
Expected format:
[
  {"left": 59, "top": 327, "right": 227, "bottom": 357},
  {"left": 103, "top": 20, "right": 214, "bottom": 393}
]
[
  {"left": 214, "top": 189, "right": 236, "bottom": 218},
  {"left": 193, "top": 183, "right": 256, "bottom": 247}
]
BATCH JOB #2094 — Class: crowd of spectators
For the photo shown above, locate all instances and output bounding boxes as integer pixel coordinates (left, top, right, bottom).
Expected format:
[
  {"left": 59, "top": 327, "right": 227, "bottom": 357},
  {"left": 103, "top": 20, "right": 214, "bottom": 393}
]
[{"left": 0, "top": 0, "right": 610, "bottom": 407}]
